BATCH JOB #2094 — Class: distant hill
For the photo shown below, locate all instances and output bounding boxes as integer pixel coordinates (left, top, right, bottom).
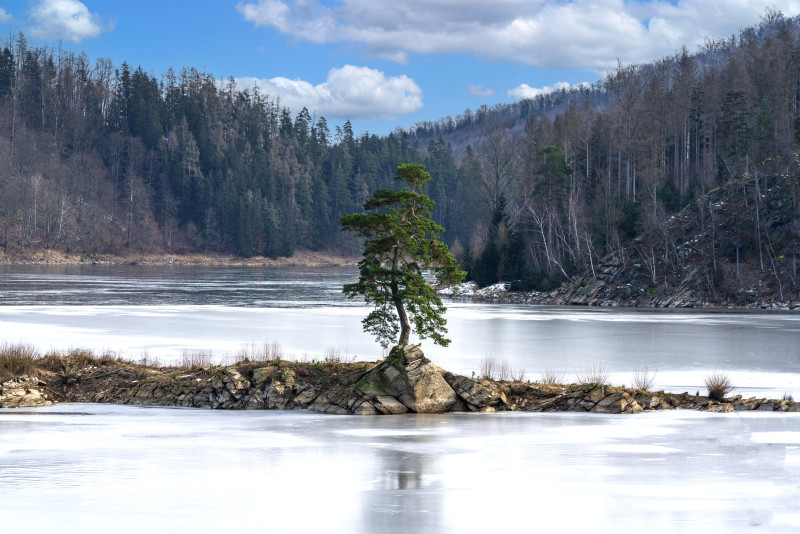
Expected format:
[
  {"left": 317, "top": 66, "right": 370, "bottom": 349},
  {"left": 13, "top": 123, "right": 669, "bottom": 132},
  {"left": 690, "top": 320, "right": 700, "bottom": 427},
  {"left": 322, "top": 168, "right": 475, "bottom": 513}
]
[
  {"left": 2, "top": 9, "right": 800, "bottom": 310},
  {"left": 408, "top": 83, "right": 608, "bottom": 157}
]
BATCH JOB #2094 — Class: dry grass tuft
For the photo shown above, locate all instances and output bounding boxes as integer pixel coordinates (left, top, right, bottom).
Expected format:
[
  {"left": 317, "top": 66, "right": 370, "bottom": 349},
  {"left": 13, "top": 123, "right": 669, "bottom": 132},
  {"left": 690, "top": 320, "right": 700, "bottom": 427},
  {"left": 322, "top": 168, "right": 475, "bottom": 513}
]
[
  {"left": 0, "top": 343, "right": 40, "bottom": 381},
  {"left": 574, "top": 363, "right": 609, "bottom": 385},
  {"left": 234, "top": 340, "right": 285, "bottom": 364},
  {"left": 539, "top": 367, "right": 565, "bottom": 387},
  {"left": 632, "top": 365, "right": 657, "bottom": 390},
  {"left": 179, "top": 349, "right": 216, "bottom": 370},
  {"left": 705, "top": 372, "right": 734, "bottom": 401},
  {"left": 322, "top": 346, "right": 352, "bottom": 364},
  {"left": 479, "top": 355, "right": 525, "bottom": 382}
]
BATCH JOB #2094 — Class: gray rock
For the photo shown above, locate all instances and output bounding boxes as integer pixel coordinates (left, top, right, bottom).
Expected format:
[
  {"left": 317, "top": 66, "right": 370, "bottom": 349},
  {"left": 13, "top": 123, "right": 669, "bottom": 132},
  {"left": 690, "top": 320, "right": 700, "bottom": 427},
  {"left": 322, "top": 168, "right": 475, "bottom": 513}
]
[
  {"left": 443, "top": 372, "right": 504, "bottom": 409},
  {"left": 351, "top": 345, "right": 457, "bottom": 414},
  {"left": 372, "top": 395, "right": 409, "bottom": 414},
  {"left": 0, "top": 376, "right": 52, "bottom": 408}
]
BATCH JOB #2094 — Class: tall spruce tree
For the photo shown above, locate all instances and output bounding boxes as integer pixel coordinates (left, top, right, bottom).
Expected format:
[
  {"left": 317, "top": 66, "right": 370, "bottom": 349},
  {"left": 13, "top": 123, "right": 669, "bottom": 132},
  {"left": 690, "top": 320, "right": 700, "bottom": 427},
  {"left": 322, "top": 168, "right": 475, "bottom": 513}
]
[{"left": 341, "top": 164, "right": 465, "bottom": 349}]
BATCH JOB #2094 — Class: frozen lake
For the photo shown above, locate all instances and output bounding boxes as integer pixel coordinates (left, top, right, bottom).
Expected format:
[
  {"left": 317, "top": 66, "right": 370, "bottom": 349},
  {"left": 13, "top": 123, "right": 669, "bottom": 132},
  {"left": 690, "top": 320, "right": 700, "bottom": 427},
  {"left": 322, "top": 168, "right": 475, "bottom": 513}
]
[
  {"left": 1, "top": 404, "right": 799, "bottom": 533},
  {"left": 2, "top": 265, "right": 800, "bottom": 532},
  {"left": 1, "top": 264, "right": 800, "bottom": 397}
]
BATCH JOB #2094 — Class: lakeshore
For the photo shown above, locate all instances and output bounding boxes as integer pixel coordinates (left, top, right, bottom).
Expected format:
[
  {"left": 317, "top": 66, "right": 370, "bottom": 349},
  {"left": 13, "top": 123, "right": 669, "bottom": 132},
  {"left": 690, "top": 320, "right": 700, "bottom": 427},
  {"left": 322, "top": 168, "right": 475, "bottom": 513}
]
[
  {"left": 2, "top": 346, "right": 798, "bottom": 415},
  {"left": 0, "top": 247, "right": 358, "bottom": 267}
]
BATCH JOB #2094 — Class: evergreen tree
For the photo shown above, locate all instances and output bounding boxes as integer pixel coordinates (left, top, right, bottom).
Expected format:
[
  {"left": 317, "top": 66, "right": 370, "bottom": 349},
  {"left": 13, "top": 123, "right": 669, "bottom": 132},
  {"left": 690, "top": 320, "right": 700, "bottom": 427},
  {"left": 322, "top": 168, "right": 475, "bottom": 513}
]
[
  {"left": 341, "top": 164, "right": 465, "bottom": 349},
  {"left": 474, "top": 194, "right": 511, "bottom": 287}
]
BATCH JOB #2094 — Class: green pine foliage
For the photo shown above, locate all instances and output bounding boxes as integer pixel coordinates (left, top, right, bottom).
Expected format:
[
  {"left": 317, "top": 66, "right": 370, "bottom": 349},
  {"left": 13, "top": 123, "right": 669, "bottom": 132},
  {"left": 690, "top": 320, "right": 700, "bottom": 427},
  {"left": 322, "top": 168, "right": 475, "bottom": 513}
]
[{"left": 341, "top": 164, "right": 465, "bottom": 348}]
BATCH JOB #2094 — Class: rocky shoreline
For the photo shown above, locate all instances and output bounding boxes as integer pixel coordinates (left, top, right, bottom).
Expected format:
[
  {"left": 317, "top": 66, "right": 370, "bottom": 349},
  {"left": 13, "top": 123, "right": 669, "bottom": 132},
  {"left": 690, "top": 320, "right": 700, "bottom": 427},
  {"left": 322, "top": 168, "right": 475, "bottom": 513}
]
[
  {"left": 440, "top": 261, "right": 800, "bottom": 310},
  {"left": 0, "top": 247, "right": 357, "bottom": 267},
  {"left": 2, "top": 346, "right": 798, "bottom": 415}
]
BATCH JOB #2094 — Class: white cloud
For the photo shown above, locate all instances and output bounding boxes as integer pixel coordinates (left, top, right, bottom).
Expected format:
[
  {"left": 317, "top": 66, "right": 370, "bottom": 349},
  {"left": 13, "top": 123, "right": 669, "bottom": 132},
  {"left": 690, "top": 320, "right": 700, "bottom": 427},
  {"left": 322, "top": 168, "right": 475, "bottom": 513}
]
[
  {"left": 0, "top": 8, "right": 12, "bottom": 23},
  {"left": 236, "top": 0, "right": 800, "bottom": 71},
  {"left": 468, "top": 85, "right": 495, "bottom": 98},
  {"left": 28, "top": 0, "right": 112, "bottom": 43},
  {"left": 508, "top": 81, "right": 592, "bottom": 100},
  {"left": 236, "top": 65, "right": 423, "bottom": 120}
]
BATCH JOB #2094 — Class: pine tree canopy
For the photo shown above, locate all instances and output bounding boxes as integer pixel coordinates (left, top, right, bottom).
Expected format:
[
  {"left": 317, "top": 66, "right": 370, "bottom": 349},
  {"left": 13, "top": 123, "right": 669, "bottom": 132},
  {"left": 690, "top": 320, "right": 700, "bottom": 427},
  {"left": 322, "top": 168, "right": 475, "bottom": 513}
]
[{"left": 341, "top": 163, "right": 465, "bottom": 349}]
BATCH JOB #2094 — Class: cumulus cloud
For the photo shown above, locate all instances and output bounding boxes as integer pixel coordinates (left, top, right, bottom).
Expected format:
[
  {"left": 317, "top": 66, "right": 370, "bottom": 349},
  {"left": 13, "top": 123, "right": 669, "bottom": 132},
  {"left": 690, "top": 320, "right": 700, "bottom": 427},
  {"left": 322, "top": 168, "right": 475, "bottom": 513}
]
[
  {"left": 468, "top": 85, "right": 495, "bottom": 98},
  {"left": 236, "top": 65, "right": 423, "bottom": 120},
  {"left": 236, "top": 0, "right": 800, "bottom": 71},
  {"left": 0, "top": 8, "right": 12, "bottom": 23},
  {"left": 508, "top": 81, "right": 592, "bottom": 100},
  {"left": 28, "top": 0, "right": 112, "bottom": 43}
]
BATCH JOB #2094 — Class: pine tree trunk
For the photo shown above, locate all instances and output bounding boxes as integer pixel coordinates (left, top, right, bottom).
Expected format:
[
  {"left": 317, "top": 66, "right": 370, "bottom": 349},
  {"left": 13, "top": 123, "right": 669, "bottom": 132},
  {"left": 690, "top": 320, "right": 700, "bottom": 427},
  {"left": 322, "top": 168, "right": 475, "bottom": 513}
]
[{"left": 391, "top": 246, "right": 411, "bottom": 347}]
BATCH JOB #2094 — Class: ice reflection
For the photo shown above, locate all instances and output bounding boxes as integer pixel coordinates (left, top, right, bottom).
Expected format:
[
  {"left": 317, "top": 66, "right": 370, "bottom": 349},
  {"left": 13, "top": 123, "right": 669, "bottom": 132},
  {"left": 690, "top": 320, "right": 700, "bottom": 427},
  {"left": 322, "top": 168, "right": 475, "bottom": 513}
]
[{"left": 1, "top": 406, "right": 799, "bottom": 533}]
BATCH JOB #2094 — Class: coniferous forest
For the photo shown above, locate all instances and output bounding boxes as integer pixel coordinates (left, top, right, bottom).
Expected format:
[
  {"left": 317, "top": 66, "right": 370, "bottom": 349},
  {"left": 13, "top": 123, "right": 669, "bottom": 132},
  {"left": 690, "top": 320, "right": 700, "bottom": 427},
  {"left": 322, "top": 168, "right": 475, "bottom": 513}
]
[{"left": 2, "top": 10, "right": 800, "bottom": 299}]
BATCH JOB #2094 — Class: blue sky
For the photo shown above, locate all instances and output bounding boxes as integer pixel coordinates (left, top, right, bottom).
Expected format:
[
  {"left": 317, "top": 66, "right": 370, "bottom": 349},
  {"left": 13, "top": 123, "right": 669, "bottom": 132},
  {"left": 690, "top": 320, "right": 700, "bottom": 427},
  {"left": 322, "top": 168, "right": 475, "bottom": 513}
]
[{"left": 1, "top": 0, "right": 799, "bottom": 136}]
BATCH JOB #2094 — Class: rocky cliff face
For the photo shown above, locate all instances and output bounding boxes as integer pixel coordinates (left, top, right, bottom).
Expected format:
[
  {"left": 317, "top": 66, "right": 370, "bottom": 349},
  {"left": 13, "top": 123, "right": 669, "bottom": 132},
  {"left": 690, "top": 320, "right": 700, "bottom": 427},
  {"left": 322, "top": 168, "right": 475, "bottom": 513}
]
[{"left": 3, "top": 348, "right": 798, "bottom": 414}]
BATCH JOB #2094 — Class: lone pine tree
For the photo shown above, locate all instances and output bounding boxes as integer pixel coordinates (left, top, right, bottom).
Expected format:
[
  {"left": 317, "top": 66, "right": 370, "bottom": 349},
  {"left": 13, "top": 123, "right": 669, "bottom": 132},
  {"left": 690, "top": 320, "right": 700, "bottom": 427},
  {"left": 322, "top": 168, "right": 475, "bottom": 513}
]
[{"left": 341, "top": 163, "right": 465, "bottom": 349}]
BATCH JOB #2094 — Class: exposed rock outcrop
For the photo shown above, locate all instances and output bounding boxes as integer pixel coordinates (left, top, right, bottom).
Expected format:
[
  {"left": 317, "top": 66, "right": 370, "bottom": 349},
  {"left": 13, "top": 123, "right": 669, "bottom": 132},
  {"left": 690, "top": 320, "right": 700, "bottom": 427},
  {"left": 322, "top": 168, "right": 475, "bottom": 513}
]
[
  {"left": 0, "top": 376, "right": 52, "bottom": 408},
  {"left": 341, "top": 345, "right": 458, "bottom": 415},
  {"left": 3, "top": 350, "right": 800, "bottom": 415}
]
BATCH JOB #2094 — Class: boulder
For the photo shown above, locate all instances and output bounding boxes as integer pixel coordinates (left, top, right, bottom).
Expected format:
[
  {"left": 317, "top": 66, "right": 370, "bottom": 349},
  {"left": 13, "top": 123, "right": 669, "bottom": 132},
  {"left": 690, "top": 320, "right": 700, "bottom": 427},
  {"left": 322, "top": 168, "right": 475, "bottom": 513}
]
[
  {"left": 0, "top": 376, "right": 52, "bottom": 408},
  {"left": 351, "top": 345, "right": 457, "bottom": 414},
  {"left": 372, "top": 395, "right": 410, "bottom": 415},
  {"left": 308, "top": 391, "right": 351, "bottom": 415},
  {"left": 442, "top": 372, "right": 505, "bottom": 410}
]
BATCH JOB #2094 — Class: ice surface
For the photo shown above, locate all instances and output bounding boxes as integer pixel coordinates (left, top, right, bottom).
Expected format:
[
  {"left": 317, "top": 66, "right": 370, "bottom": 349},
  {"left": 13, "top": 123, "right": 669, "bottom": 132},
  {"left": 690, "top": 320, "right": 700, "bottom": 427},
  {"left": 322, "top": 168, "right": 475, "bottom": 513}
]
[
  {"left": 2, "top": 302, "right": 799, "bottom": 398},
  {"left": 2, "top": 266, "right": 800, "bottom": 396},
  {"left": 1, "top": 406, "right": 799, "bottom": 533}
]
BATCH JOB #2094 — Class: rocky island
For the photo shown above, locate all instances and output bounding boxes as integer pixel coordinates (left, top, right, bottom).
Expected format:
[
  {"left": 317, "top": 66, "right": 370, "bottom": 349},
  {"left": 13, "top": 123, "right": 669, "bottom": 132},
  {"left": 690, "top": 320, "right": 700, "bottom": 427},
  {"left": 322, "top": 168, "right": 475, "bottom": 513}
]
[{"left": 2, "top": 345, "right": 797, "bottom": 415}]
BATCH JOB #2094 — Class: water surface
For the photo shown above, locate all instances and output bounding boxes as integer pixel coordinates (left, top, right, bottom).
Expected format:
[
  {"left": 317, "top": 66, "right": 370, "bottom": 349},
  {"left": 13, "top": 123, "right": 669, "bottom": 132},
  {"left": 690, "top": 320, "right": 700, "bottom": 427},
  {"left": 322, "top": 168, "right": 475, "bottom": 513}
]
[
  {"left": 1, "top": 265, "right": 799, "bottom": 396},
  {"left": 1, "top": 404, "right": 798, "bottom": 533}
]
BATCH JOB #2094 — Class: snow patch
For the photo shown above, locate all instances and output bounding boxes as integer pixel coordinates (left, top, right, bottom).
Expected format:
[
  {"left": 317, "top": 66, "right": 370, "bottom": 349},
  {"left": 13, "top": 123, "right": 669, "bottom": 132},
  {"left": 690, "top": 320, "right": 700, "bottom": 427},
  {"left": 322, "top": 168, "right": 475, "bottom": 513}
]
[{"left": 439, "top": 281, "right": 510, "bottom": 298}]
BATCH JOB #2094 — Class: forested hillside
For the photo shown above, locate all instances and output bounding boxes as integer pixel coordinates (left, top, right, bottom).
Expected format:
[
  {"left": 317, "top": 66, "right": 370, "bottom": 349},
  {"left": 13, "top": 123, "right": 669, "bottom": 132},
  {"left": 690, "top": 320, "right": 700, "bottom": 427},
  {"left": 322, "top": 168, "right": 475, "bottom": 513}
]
[
  {"left": 2, "top": 10, "right": 800, "bottom": 302},
  {"left": 411, "top": 9, "right": 800, "bottom": 298},
  {"left": 0, "top": 34, "right": 462, "bottom": 259}
]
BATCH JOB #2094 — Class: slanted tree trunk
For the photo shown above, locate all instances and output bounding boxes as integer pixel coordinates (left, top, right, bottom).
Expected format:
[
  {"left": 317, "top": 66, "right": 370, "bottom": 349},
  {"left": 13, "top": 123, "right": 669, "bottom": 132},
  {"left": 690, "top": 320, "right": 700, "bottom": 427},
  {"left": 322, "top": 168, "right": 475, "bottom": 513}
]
[{"left": 391, "top": 246, "right": 411, "bottom": 347}]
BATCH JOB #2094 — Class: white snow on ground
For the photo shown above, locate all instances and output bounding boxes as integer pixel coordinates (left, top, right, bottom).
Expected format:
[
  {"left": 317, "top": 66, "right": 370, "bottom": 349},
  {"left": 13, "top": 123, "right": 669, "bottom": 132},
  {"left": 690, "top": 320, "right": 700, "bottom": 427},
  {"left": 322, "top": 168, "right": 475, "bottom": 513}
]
[{"left": 439, "top": 281, "right": 509, "bottom": 298}]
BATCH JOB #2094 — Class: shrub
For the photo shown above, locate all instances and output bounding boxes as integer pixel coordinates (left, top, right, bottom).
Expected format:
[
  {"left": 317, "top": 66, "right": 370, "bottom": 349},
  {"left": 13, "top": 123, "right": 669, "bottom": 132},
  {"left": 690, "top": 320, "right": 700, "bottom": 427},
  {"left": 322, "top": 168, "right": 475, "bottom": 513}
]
[
  {"left": 539, "top": 367, "right": 565, "bottom": 386},
  {"left": 479, "top": 355, "right": 525, "bottom": 382},
  {"left": 234, "top": 339, "right": 284, "bottom": 364},
  {"left": 180, "top": 349, "right": 216, "bottom": 370},
  {"left": 705, "top": 372, "right": 734, "bottom": 401},
  {"left": 632, "top": 365, "right": 657, "bottom": 390},
  {"left": 574, "top": 363, "right": 609, "bottom": 385}
]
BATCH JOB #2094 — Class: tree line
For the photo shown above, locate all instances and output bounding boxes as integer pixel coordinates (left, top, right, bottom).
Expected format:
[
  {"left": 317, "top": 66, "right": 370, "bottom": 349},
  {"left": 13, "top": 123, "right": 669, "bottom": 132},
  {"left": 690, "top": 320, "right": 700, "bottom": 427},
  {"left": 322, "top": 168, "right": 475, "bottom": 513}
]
[
  {"left": 1, "top": 9, "right": 800, "bottom": 299},
  {"left": 0, "top": 33, "right": 445, "bottom": 258},
  {"left": 421, "top": 8, "right": 800, "bottom": 295}
]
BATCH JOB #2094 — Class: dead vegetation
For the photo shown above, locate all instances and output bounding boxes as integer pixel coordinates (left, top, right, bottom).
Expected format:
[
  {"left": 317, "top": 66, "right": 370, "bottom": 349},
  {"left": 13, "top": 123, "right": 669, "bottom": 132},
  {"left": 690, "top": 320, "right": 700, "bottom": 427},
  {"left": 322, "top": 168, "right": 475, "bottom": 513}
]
[
  {"left": 573, "top": 363, "right": 610, "bottom": 386},
  {"left": 705, "top": 372, "right": 734, "bottom": 401},
  {"left": 479, "top": 355, "right": 526, "bottom": 382}
]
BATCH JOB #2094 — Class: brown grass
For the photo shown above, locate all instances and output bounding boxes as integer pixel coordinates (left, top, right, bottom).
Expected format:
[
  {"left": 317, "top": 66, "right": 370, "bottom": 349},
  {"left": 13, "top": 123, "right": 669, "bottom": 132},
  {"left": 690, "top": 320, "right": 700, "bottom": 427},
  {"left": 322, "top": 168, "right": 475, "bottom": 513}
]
[
  {"left": 479, "top": 355, "right": 525, "bottom": 382},
  {"left": 632, "top": 365, "right": 657, "bottom": 390},
  {"left": 232, "top": 340, "right": 286, "bottom": 365},
  {"left": 538, "top": 367, "right": 565, "bottom": 387},
  {"left": 1, "top": 344, "right": 137, "bottom": 382},
  {"left": 705, "top": 372, "right": 734, "bottom": 401},
  {"left": 574, "top": 363, "right": 609, "bottom": 385},
  {"left": 0, "top": 343, "right": 40, "bottom": 382}
]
